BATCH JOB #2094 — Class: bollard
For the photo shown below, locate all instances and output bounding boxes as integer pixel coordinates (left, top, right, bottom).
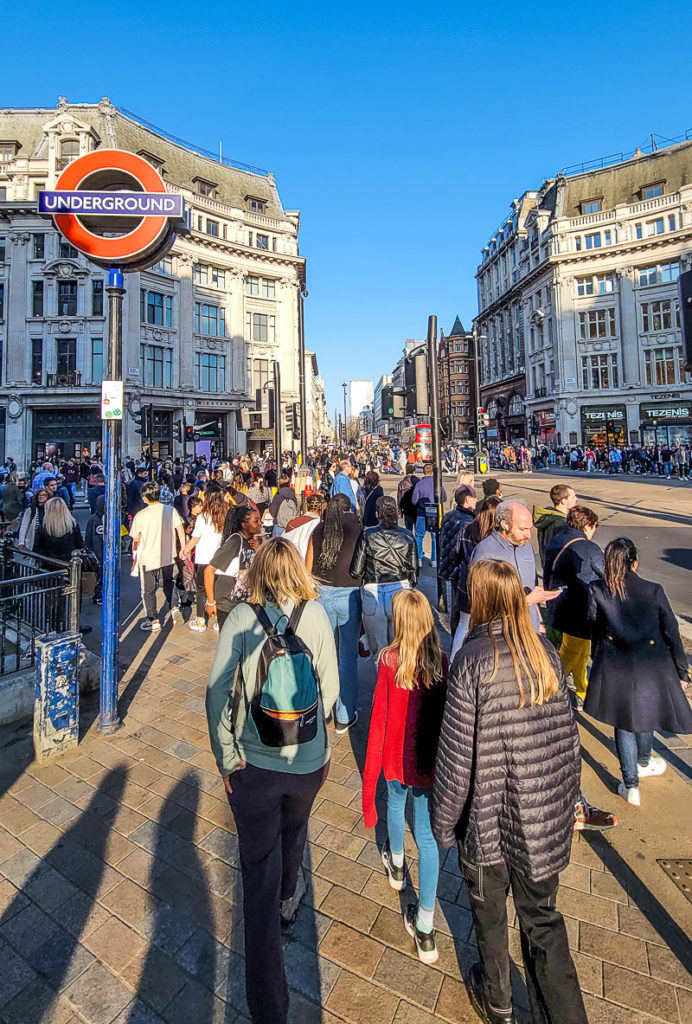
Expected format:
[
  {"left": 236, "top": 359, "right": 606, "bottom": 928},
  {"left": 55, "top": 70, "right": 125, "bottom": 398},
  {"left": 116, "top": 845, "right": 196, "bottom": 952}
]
[{"left": 34, "top": 631, "right": 81, "bottom": 761}]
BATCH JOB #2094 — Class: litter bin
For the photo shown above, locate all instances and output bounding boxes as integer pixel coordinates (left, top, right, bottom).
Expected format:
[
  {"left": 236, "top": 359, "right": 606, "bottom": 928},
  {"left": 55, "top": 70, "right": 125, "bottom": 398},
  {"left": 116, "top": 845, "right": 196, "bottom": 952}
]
[{"left": 475, "top": 454, "right": 488, "bottom": 474}]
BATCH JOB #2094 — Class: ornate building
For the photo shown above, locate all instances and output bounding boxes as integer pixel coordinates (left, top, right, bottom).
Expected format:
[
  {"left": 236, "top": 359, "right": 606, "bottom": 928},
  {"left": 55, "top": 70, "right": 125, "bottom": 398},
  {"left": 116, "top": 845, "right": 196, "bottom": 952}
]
[
  {"left": 475, "top": 138, "right": 692, "bottom": 448},
  {"left": 438, "top": 316, "right": 475, "bottom": 441},
  {"left": 0, "top": 97, "right": 306, "bottom": 466}
]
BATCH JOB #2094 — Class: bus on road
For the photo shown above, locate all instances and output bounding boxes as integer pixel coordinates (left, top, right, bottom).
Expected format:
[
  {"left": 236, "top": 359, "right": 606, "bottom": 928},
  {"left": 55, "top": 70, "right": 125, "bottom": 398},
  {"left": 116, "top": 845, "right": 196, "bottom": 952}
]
[{"left": 399, "top": 423, "right": 432, "bottom": 460}]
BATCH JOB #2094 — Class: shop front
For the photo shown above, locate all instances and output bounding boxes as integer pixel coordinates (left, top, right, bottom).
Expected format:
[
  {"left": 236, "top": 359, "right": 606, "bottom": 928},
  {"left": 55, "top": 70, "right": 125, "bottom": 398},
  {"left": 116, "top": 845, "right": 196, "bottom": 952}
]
[
  {"left": 580, "top": 404, "right": 627, "bottom": 449},
  {"left": 482, "top": 386, "right": 527, "bottom": 444},
  {"left": 536, "top": 409, "right": 556, "bottom": 445},
  {"left": 192, "top": 413, "right": 225, "bottom": 460},
  {"left": 640, "top": 398, "right": 692, "bottom": 447},
  {"left": 32, "top": 406, "right": 102, "bottom": 463}
]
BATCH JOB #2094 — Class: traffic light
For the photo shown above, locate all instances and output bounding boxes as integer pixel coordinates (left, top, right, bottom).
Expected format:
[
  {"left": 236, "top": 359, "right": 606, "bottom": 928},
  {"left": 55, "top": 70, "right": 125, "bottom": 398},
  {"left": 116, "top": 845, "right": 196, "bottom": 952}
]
[
  {"left": 292, "top": 402, "right": 301, "bottom": 440},
  {"left": 173, "top": 420, "right": 183, "bottom": 443},
  {"left": 381, "top": 385, "right": 395, "bottom": 420},
  {"left": 606, "top": 418, "right": 615, "bottom": 434},
  {"left": 133, "top": 404, "right": 152, "bottom": 438},
  {"left": 285, "top": 404, "right": 294, "bottom": 435},
  {"left": 184, "top": 425, "right": 194, "bottom": 442}
]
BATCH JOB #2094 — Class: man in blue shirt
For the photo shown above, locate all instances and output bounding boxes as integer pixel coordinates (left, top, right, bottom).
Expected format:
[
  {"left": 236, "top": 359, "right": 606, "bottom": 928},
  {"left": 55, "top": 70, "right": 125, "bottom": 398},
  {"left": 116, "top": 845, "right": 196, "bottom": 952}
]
[
  {"left": 411, "top": 463, "right": 447, "bottom": 565},
  {"left": 331, "top": 459, "right": 363, "bottom": 513}
]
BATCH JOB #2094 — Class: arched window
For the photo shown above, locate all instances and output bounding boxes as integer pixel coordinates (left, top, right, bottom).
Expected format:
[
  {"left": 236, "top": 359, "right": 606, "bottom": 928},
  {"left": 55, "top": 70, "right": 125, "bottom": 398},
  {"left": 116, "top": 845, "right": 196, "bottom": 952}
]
[
  {"left": 58, "top": 139, "right": 79, "bottom": 171},
  {"left": 486, "top": 399, "right": 498, "bottom": 418},
  {"left": 508, "top": 394, "right": 524, "bottom": 416}
]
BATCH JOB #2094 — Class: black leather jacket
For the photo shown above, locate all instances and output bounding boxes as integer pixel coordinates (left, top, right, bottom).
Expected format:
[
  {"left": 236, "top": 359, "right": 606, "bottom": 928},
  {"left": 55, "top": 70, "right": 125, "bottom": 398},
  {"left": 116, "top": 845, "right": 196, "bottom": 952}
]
[{"left": 349, "top": 525, "right": 419, "bottom": 586}]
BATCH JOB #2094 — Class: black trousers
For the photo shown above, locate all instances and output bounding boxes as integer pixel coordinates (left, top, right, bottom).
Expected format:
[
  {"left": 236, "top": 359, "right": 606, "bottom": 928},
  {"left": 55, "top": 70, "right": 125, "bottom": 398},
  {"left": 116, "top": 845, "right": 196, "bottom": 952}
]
[
  {"left": 194, "top": 562, "right": 208, "bottom": 617},
  {"left": 228, "top": 760, "right": 329, "bottom": 1024},
  {"left": 461, "top": 857, "right": 588, "bottom": 1024},
  {"left": 140, "top": 565, "right": 178, "bottom": 620}
]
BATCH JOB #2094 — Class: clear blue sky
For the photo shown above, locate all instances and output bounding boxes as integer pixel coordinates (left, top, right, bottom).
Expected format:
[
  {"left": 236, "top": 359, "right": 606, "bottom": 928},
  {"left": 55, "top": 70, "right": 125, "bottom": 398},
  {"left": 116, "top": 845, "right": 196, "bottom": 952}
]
[{"left": 5, "top": 1, "right": 691, "bottom": 413}]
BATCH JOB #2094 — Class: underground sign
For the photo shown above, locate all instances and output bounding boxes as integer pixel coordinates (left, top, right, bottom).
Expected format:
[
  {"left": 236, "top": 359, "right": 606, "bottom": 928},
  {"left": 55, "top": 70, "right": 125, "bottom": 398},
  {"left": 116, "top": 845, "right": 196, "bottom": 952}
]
[{"left": 39, "top": 149, "right": 184, "bottom": 270}]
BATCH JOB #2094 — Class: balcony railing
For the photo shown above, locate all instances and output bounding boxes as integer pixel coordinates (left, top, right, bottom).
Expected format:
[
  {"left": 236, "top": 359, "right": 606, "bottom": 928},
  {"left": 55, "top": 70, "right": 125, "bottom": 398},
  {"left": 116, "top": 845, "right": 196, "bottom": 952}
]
[{"left": 46, "top": 371, "right": 82, "bottom": 387}]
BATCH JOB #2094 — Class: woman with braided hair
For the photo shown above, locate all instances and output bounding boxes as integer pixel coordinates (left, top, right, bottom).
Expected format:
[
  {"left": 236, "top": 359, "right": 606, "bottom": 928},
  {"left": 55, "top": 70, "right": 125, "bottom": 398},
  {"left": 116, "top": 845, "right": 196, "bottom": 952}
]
[
  {"left": 306, "top": 492, "right": 363, "bottom": 733},
  {"left": 204, "top": 504, "right": 264, "bottom": 631}
]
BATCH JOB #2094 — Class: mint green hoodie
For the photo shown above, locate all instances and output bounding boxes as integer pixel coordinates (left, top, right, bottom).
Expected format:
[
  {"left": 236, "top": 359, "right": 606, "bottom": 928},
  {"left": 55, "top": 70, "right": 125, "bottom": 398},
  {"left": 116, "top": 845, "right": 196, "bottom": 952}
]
[{"left": 206, "top": 599, "right": 340, "bottom": 776}]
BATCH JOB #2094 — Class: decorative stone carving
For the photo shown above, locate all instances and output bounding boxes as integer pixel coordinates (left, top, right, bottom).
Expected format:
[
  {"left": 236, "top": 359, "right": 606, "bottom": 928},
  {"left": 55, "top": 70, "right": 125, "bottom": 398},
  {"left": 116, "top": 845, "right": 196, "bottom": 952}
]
[
  {"left": 9, "top": 232, "right": 30, "bottom": 246},
  {"left": 7, "top": 395, "right": 23, "bottom": 420}
]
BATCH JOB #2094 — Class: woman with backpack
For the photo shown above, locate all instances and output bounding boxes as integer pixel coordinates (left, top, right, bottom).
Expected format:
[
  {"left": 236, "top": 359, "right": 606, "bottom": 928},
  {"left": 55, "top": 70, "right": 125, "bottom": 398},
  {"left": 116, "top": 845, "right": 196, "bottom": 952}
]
[
  {"left": 269, "top": 475, "right": 298, "bottom": 536},
  {"left": 362, "top": 589, "right": 447, "bottom": 965},
  {"left": 206, "top": 538, "right": 339, "bottom": 1024},
  {"left": 433, "top": 559, "right": 586, "bottom": 1024}
]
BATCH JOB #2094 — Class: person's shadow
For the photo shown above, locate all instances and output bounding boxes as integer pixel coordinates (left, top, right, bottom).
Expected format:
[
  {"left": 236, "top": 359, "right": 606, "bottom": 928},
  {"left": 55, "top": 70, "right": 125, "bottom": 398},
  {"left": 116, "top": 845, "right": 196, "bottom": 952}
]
[{"left": 0, "top": 766, "right": 127, "bottom": 1024}]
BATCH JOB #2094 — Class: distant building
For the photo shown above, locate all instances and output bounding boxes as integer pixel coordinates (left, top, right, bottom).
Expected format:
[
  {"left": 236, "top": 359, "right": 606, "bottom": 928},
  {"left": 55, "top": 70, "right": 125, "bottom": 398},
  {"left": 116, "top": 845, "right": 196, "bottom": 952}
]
[
  {"left": 475, "top": 137, "right": 692, "bottom": 449},
  {"left": 438, "top": 316, "right": 476, "bottom": 441},
  {"left": 0, "top": 97, "right": 306, "bottom": 466},
  {"left": 348, "top": 379, "right": 374, "bottom": 421},
  {"left": 304, "top": 351, "right": 329, "bottom": 447},
  {"left": 373, "top": 374, "right": 392, "bottom": 436}
]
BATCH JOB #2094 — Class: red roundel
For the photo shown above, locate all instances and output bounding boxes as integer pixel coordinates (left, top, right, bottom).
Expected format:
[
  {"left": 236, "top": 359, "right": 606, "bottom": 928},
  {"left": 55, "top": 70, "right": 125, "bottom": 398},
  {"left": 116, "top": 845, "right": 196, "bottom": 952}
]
[{"left": 53, "top": 149, "right": 170, "bottom": 264}]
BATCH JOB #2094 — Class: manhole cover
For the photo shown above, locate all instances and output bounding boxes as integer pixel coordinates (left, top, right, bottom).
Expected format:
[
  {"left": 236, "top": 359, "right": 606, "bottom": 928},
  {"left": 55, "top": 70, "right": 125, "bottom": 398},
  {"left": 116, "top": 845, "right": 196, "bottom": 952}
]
[{"left": 657, "top": 859, "right": 692, "bottom": 903}]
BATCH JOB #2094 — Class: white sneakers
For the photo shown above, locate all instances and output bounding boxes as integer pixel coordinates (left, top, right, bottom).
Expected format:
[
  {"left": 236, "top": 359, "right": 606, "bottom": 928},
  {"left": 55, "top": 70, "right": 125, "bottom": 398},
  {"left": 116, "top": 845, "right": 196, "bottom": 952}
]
[{"left": 618, "top": 754, "right": 667, "bottom": 807}]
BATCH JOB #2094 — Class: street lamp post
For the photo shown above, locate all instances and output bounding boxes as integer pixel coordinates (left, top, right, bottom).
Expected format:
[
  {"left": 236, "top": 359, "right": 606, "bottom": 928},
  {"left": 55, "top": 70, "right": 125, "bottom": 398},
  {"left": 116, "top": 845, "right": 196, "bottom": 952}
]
[{"left": 342, "top": 382, "right": 348, "bottom": 448}]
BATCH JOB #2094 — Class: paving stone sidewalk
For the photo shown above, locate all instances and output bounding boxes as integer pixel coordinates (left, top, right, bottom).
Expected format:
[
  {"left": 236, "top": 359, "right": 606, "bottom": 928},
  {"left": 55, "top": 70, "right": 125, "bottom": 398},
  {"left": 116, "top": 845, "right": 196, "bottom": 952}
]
[{"left": 1, "top": 599, "right": 691, "bottom": 1024}]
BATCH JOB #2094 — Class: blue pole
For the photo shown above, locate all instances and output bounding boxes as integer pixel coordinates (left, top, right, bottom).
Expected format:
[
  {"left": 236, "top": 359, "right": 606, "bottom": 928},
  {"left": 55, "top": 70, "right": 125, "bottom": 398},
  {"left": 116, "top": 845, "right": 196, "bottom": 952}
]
[{"left": 99, "top": 266, "right": 125, "bottom": 734}]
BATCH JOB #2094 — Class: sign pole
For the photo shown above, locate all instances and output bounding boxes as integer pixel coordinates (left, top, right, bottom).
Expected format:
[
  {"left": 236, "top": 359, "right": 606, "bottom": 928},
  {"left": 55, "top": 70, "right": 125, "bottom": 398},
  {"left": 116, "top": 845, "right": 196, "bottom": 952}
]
[
  {"left": 99, "top": 267, "right": 125, "bottom": 734},
  {"left": 273, "top": 360, "right": 282, "bottom": 467},
  {"left": 426, "top": 315, "right": 445, "bottom": 607}
]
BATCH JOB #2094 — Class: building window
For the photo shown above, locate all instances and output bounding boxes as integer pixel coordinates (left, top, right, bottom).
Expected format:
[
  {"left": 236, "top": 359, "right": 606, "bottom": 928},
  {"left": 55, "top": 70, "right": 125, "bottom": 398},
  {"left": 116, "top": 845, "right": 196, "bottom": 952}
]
[
  {"left": 581, "top": 354, "right": 619, "bottom": 389},
  {"left": 57, "top": 139, "right": 79, "bottom": 170},
  {"left": 668, "top": 214, "right": 677, "bottom": 232},
  {"left": 261, "top": 278, "right": 275, "bottom": 299},
  {"left": 0, "top": 142, "right": 19, "bottom": 163},
  {"left": 194, "top": 263, "right": 225, "bottom": 288},
  {"left": 582, "top": 199, "right": 601, "bottom": 214},
  {"left": 154, "top": 255, "right": 173, "bottom": 275},
  {"left": 256, "top": 233, "right": 269, "bottom": 250},
  {"left": 194, "top": 352, "right": 226, "bottom": 393},
  {"left": 92, "top": 280, "right": 104, "bottom": 316},
  {"left": 57, "top": 339, "right": 77, "bottom": 375},
  {"left": 639, "top": 261, "right": 680, "bottom": 286},
  {"left": 31, "top": 338, "right": 42, "bottom": 384},
  {"left": 59, "top": 240, "right": 78, "bottom": 259},
  {"left": 194, "top": 302, "right": 225, "bottom": 337},
  {"left": 0, "top": 238, "right": 5, "bottom": 262},
  {"left": 253, "top": 358, "right": 270, "bottom": 392},
  {"left": 649, "top": 217, "right": 665, "bottom": 236},
  {"left": 246, "top": 312, "right": 275, "bottom": 343},
  {"left": 57, "top": 281, "right": 77, "bottom": 316},
  {"left": 644, "top": 347, "right": 681, "bottom": 386},
  {"left": 245, "top": 275, "right": 259, "bottom": 296},
  {"left": 643, "top": 184, "right": 663, "bottom": 199},
  {"left": 32, "top": 280, "right": 44, "bottom": 317},
  {"left": 0, "top": 283, "right": 4, "bottom": 318},
  {"left": 139, "top": 343, "right": 172, "bottom": 388},
  {"left": 579, "top": 308, "right": 616, "bottom": 339},
  {"left": 248, "top": 198, "right": 266, "bottom": 213},
  {"left": 140, "top": 289, "right": 172, "bottom": 327},
  {"left": 584, "top": 232, "right": 602, "bottom": 250},
  {"left": 206, "top": 219, "right": 219, "bottom": 236},
  {"left": 635, "top": 223, "right": 643, "bottom": 239},
  {"left": 641, "top": 299, "right": 680, "bottom": 333},
  {"left": 576, "top": 276, "right": 594, "bottom": 297},
  {"left": 33, "top": 234, "right": 45, "bottom": 260},
  {"left": 575, "top": 236, "right": 582, "bottom": 251},
  {"left": 195, "top": 179, "right": 215, "bottom": 197},
  {"left": 91, "top": 338, "right": 104, "bottom": 383},
  {"left": 508, "top": 394, "right": 524, "bottom": 416}
]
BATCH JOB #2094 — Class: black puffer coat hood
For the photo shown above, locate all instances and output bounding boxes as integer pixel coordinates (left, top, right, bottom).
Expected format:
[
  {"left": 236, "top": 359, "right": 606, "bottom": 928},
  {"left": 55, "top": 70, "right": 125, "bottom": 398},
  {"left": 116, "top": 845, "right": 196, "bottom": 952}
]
[{"left": 432, "top": 623, "right": 581, "bottom": 881}]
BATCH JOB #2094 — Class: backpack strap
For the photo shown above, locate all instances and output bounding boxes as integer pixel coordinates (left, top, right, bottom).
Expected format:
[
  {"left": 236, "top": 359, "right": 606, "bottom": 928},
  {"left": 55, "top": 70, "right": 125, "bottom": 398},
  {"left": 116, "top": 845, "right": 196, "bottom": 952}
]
[
  {"left": 251, "top": 603, "right": 279, "bottom": 637},
  {"left": 286, "top": 601, "right": 306, "bottom": 636}
]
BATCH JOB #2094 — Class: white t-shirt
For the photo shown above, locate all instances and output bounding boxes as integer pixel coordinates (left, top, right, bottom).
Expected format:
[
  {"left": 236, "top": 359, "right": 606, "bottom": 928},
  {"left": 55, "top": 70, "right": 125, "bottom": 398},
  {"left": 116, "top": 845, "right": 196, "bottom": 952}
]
[
  {"left": 130, "top": 503, "right": 183, "bottom": 571},
  {"left": 192, "top": 514, "right": 223, "bottom": 565}
]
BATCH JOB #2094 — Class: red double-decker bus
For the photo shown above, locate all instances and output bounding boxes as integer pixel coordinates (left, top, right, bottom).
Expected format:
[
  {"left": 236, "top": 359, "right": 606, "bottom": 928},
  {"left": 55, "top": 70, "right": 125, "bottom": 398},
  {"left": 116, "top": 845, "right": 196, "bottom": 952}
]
[{"left": 399, "top": 423, "right": 432, "bottom": 460}]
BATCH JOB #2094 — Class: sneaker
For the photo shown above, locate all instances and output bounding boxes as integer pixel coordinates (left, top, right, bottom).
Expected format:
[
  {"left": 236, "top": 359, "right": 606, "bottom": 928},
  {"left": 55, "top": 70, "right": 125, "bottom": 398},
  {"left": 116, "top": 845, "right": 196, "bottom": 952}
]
[
  {"left": 280, "top": 866, "right": 307, "bottom": 927},
  {"left": 189, "top": 617, "right": 206, "bottom": 632},
  {"left": 381, "top": 841, "right": 405, "bottom": 891},
  {"left": 403, "top": 903, "right": 439, "bottom": 966},
  {"left": 212, "top": 619, "right": 219, "bottom": 632},
  {"left": 466, "top": 962, "right": 515, "bottom": 1023},
  {"left": 140, "top": 618, "right": 161, "bottom": 632},
  {"left": 618, "top": 782, "right": 641, "bottom": 807},
  {"left": 638, "top": 754, "right": 667, "bottom": 778},
  {"left": 574, "top": 799, "right": 618, "bottom": 831},
  {"left": 170, "top": 608, "right": 183, "bottom": 625},
  {"left": 334, "top": 710, "right": 358, "bottom": 735}
]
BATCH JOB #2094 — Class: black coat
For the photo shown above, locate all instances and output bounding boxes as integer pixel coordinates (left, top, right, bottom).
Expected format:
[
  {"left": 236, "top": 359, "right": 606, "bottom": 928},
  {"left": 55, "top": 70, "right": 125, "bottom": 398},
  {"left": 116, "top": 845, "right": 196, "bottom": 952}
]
[
  {"left": 545, "top": 527, "right": 604, "bottom": 639},
  {"left": 438, "top": 506, "right": 475, "bottom": 583},
  {"left": 362, "top": 485, "right": 384, "bottom": 527},
  {"left": 584, "top": 573, "right": 692, "bottom": 734},
  {"left": 432, "top": 623, "right": 581, "bottom": 881},
  {"left": 349, "top": 525, "right": 419, "bottom": 586}
]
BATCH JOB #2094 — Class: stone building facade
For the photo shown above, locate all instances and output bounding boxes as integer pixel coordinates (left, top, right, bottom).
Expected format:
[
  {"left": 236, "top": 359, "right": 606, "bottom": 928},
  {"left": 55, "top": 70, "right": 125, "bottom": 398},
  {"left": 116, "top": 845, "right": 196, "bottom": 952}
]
[
  {"left": 0, "top": 97, "right": 306, "bottom": 467},
  {"left": 475, "top": 138, "right": 692, "bottom": 448},
  {"left": 438, "top": 315, "right": 476, "bottom": 442}
]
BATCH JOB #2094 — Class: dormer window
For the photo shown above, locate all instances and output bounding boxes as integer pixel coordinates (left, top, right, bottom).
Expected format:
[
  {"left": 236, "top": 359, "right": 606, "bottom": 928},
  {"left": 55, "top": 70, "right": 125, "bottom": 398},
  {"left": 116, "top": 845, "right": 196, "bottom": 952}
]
[
  {"left": 246, "top": 195, "right": 267, "bottom": 214},
  {"left": 642, "top": 182, "right": 664, "bottom": 199},
  {"left": 137, "top": 149, "right": 164, "bottom": 170},
  {"left": 0, "top": 140, "right": 20, "bottom": 163},
  {"left": 581, "top": 198, "right": 602, "bottom": 214},
  {"left": 57, "top": 139, "right": 79, "bottom": 172},
  {"left": 193, "top": 177, "right": 216, "bottom": 198}
]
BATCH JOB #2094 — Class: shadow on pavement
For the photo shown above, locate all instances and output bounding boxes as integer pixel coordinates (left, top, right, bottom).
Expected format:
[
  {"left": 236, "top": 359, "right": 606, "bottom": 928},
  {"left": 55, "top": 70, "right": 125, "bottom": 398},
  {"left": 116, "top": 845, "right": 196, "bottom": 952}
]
[{"left": 0, "top": 766, "right": 127, "bottom": 1023}]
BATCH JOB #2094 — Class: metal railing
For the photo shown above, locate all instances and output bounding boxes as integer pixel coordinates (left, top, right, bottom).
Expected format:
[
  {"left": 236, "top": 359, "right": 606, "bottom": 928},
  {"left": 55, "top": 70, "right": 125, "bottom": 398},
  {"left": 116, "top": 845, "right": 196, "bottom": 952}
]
[
  {"left": 46, "top": 371, "right": 82, "bottom": 387},
  {"left": 0, "top": 537, "right": 81, "bottom": 675}
]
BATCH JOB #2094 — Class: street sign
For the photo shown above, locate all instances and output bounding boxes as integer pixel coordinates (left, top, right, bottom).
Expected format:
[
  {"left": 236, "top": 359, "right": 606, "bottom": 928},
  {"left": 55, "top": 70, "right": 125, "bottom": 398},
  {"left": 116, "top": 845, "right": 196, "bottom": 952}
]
[
  {"left": 100, "top": 380, "right": 123, "bottom": 420},
  {"left": 38, "top": 149, "right": 183, "bottom": 270}
]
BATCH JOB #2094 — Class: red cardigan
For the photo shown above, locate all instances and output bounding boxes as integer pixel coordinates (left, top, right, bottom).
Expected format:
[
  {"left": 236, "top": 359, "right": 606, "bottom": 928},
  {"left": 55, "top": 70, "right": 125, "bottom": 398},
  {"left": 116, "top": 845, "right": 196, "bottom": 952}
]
[{"left": 362, "top": 651, "right": 447, "bottom": 829}]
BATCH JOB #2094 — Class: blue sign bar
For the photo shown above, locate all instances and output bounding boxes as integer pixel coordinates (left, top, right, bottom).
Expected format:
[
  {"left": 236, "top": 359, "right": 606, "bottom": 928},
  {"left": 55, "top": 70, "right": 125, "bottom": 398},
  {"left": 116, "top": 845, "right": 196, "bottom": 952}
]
[{"left": 39, "top": 190, "right": 183, "bottom": 217}]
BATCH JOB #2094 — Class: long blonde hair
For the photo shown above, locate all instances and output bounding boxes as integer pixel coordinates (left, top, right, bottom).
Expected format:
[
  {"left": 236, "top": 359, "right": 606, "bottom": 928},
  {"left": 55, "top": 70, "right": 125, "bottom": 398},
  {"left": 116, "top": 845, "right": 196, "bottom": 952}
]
[
  {"left": 246, "top": 537, "right": 318, "bottom": 606},
  {"left": 42, "top": 497, "right": 76, "bottom": 537},
  {"left": 379, "top": 589, "right": 443, "bottom": 690},
  {"left": 467, "top": 560, "right": 558, "bottom": 707}
]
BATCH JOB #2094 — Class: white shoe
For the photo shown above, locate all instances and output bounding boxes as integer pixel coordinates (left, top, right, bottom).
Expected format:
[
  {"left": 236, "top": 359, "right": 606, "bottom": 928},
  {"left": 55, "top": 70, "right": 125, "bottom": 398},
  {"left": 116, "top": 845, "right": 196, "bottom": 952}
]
[
  {"left": 618, "top": 782, "right": 641, "bottom": 806},
  {"left": 637, "top": 754, "right": 667, "bottom": 778},
  {"left": 189, "top": 617, "right": 206, "bottom": 632},
  {"left": 170, "top": 608, "right": 183, "bottom": 625}
]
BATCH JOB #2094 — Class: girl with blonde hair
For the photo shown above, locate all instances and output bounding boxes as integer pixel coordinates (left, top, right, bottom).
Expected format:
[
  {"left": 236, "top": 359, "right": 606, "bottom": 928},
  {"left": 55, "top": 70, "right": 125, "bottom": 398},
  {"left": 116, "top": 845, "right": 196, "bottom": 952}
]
[
  {"left": 34, "top": 497, "right": 84, "bottom": 562},
  {"left": 450, "top": 468, "right": 474, "bottom": 508},
  {"left": 433, "top": 559, "right": 585, "bottom": 1024},
  {"left": 362, "top": 588, "right": 447, "bottom": 965}
]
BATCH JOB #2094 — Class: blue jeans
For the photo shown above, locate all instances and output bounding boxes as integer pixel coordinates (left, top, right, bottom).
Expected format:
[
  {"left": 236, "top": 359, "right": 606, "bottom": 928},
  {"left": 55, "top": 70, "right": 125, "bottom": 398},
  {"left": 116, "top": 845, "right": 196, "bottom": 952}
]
[
  {"left": 361, "top": 581, "right": 409, "bottom": 657},
  {"left": 614, "top": 729, "right": 653, "bottom": 789},
  {"left": 403, "top": 514, "right": 415, "bottom": 533},
  {"left": 386, "top": 780, "right": 439, "bottom": 911},
  {"left": 317, "top": 585, "right": 362, "bottom": 722},
  {"left": 415, "top": 514, "right": 437, "bottom": 562}
]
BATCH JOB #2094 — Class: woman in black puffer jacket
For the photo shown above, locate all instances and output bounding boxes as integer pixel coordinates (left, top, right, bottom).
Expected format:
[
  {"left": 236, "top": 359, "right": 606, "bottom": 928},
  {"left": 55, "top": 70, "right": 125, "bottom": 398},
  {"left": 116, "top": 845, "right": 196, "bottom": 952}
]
[{"left": 432, "top": 559, "right": 586, "bottom": 1024}]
